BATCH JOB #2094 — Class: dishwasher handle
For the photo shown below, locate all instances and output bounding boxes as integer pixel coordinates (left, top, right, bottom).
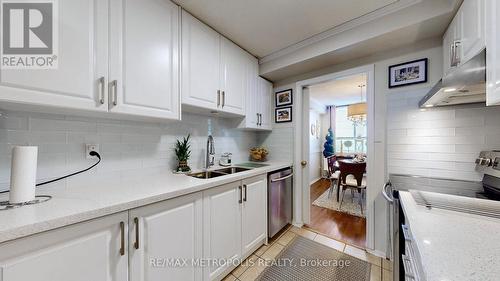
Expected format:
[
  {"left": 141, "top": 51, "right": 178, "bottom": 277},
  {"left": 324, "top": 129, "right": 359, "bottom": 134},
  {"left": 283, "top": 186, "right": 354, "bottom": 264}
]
[{"left": 270, "top": 173, "right": 293, "bottom": 183}]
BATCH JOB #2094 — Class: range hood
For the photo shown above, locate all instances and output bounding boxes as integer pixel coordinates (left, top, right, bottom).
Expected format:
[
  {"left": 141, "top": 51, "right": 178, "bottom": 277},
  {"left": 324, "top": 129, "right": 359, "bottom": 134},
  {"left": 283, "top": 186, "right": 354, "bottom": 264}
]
[{"left": 419, "top": 50, "right": 486, "bottom": 108}]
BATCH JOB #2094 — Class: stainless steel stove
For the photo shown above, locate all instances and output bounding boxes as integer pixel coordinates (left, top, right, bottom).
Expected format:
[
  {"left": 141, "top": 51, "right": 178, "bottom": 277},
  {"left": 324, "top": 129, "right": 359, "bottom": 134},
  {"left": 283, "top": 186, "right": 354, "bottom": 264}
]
[{"left": 475, "top": 150, "right": 500, "bottom": 200}]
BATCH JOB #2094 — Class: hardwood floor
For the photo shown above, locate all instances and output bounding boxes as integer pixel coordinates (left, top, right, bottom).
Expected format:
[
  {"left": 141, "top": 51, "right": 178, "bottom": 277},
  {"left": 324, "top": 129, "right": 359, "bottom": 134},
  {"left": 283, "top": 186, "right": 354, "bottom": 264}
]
[{"left": 305, "top": 179, "right": 366, "bottom": 248}]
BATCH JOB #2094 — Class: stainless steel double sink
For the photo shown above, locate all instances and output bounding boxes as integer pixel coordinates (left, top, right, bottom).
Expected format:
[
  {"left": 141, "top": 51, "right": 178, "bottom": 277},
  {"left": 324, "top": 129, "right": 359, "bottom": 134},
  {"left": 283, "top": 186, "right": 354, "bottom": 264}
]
[{"left": 187, "top": 167, "right": 251, "bottom": 179}]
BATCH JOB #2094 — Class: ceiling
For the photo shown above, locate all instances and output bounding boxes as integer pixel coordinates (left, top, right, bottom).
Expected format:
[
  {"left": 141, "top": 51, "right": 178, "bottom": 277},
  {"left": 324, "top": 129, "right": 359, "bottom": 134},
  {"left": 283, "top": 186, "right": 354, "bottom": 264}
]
[
  {"left": 262, "top": 12, "right": 451, "bottom": 81},
  {"left": 309, "top": 73, "right": 367, "bottom": 106},
  {"left": 174, "top": 0, "right": 398, "bottom": 57}
]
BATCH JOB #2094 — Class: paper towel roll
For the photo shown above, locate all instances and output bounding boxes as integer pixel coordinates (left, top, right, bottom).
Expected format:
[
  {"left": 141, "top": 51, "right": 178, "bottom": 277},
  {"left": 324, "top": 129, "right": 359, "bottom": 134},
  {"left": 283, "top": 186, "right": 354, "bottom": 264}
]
[{"left": 9, "top": 146, "right": 38, "bottom": 204}]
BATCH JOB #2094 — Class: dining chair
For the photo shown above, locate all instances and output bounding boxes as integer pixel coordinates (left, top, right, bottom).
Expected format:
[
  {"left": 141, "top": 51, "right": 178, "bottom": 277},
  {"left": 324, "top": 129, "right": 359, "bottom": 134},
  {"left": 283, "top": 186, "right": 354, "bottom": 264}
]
[
  {"left": 326, "top": 156, "right": 340, "bottom": 199},
  {"left": 338, "top": 161, "right": 367, "bottom": 214}
]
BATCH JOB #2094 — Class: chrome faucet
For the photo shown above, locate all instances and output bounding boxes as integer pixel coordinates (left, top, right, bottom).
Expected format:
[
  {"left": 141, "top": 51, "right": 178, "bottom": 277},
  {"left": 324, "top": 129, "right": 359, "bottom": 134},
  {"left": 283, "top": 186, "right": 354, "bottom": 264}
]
[{"left": 206, "top": 135, "right": 215, "bottom": 169}]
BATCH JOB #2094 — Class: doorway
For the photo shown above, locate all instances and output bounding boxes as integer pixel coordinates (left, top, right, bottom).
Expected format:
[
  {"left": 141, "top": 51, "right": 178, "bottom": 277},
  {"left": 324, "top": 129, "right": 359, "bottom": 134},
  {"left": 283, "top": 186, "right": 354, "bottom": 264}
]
[{"left": 293, "top": 65, "right": 375, "bottom": 250}]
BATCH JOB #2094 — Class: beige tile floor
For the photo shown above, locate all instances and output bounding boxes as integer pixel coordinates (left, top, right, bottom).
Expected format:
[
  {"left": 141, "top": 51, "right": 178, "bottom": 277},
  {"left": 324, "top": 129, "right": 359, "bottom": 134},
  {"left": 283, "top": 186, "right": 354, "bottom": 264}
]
[{"left": 222, "top": 225, "right": 393, "bottom": 281}]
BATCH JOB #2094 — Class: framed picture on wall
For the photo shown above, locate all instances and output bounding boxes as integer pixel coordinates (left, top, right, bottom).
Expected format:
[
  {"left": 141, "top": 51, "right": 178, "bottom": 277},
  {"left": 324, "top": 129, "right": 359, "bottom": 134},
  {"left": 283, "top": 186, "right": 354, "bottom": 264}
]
[
  {"left": 275, "top": 107, "right": 292, "bottom": 123},
  {"left": 388, "top": 58, "right": 428, "bottom": 88},
  {"left": 275, "top": 89, "right": 293, "bottom": 107}
]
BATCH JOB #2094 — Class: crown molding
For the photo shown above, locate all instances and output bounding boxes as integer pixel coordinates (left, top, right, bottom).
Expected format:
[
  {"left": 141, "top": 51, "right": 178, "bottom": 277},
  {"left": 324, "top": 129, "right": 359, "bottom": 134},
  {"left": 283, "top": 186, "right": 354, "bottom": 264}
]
[{"left": 259, "top": 0, "right": 425, "bottom": 64}]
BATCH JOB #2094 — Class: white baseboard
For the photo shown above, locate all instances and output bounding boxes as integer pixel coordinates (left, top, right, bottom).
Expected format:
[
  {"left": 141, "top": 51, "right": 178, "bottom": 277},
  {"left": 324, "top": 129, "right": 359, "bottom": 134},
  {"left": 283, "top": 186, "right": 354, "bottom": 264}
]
[{"left": 309, "top": 177, "right": 321, "bottom": 185}]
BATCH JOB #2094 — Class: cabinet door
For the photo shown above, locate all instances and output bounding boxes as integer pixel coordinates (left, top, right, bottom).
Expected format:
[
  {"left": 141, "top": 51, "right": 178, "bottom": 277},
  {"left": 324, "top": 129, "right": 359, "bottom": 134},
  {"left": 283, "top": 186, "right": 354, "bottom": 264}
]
[
  {"left": 129, "top": 192, "right": 203, "bottom": 281},
  {"left": 246, "top": 55, "right": 259, "bottom": 128},
  {"left": 460, "top": 0, "right": 485, "bottom": 63},
  {"left": 486, "top": 0, "right": 500, "bottom": 105},
  {"left": 109, "top": 0, "right": 180, "bottom": 120},
  {"left": 181, "top": 10, "right": 220, "bottom": 110},
  {"left": 0, "top": 212, "right": 128, "bottom": 281},
  {"left": 0, "top": 0, "right": 108, "bottom": 111},
  {"left": 203, "top": 182, "right": 242, "bottom": 280},
  {"left": 259, "top": 78, "right": 273, "bottom": 130},
  {"left": 241, "top": 175, "right": 267, "bottom": 257},
  {"left": 220, "top": 37, "right": 246, "bottom": 116}
]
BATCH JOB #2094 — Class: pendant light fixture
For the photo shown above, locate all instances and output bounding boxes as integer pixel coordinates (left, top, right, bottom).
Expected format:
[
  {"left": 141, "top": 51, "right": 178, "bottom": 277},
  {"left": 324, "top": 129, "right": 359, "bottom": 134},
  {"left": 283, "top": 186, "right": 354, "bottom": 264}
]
[{"left": 347, "top": 84, "right": 367, "bottom": 125}]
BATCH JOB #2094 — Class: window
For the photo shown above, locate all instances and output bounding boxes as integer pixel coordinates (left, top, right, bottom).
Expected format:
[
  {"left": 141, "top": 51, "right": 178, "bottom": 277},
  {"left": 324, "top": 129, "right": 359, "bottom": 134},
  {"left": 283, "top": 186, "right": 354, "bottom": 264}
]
[{"left": 334, "top": 106, "right": 366, "bottom": 153}]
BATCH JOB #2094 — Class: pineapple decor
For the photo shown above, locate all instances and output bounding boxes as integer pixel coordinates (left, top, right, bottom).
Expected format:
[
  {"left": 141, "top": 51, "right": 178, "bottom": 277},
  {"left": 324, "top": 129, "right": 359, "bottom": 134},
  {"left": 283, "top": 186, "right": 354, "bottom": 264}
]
[{"left": 174, "top": 134, "right": 192, "bottom": 173}]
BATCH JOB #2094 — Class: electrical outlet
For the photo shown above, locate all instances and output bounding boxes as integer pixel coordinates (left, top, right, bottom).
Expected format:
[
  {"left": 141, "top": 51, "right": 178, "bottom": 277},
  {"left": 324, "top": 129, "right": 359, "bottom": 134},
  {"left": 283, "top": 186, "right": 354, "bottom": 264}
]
[{"left": 85, "top": 144, "right": 100, "bottom": 159}]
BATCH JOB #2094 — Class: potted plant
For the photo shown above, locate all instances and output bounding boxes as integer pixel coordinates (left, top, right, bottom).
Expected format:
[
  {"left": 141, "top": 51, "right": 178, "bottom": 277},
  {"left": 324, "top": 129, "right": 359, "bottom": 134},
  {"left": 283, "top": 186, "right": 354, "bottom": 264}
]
[
  {"left": 174, "top": 134, "right": 192, "bottom": 173},
  {"left": 323, "top": 128, "right": 335, "bottom": 157}
]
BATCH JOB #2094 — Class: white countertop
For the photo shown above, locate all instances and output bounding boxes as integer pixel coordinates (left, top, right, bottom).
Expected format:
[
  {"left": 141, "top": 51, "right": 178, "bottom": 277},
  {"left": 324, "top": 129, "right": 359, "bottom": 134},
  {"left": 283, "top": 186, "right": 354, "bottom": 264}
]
[
  {"left": 399, "top": 191, "right": 500, "bottom": 281},
  {"left": 0, "top": 162, "right": 291, "bottom": 244}
]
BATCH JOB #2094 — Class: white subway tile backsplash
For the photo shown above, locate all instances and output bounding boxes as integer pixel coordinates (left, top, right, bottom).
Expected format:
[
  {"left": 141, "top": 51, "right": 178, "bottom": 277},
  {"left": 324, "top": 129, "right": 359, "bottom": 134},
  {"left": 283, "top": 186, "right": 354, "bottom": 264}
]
[
  {"left": 387, "top": 89, "right": 500, "bottom": 184},
  {"left": 0, "top": 110, "right": 258, "bottom": 192},
  {"left": 407, "top": 128, "right": 455, "bottom": 137}
]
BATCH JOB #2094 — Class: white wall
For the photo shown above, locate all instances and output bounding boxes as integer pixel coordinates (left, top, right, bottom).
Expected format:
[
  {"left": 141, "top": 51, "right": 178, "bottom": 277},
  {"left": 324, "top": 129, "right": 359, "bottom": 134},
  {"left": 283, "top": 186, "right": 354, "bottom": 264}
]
[
  {"left": 0, "top": 110, "right": 257, "bottom": 192},
  {"left": 387, "top": 90, "right": 500, "bottom": 182},
  {"left": 309, "top": 109, "right": 323, "bottom": 183}
]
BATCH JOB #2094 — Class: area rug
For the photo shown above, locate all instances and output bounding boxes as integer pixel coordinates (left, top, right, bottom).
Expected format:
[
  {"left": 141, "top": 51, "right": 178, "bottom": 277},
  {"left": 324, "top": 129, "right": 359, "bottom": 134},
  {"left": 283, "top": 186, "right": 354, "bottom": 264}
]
[
  {"left": 257, "top": 236, "right": 371, "bottom": 281},
  {"left": 312, "top": 188, "right": 366, "bottom": 218}
]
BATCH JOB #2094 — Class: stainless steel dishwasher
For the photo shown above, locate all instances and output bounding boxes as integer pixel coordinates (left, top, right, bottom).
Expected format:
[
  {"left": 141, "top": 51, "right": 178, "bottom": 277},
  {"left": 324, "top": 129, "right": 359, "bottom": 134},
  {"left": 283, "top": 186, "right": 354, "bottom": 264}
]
[{"left": 268, "top": 167, "right": 293, "bottom": 238}]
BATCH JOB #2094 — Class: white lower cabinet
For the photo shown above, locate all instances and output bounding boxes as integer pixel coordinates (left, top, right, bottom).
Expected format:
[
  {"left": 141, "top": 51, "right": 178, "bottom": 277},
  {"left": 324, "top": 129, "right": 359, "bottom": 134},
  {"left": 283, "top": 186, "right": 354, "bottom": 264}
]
[
  {"left": 241, "top": 176, "right": 268, "bottom": 256},
  {"left": 203, "top": 182, "right": 243, "bottom": 280},
  {"left": 203, "top": 175, "right": 268, "bottom": 281},
  {"left": 0, "top": 175, "right": 268, "bottom": 281},
  {"left": 129, "top": 192, "right": 203, "bottom": 281},
  {"left": 0, "top": 212, "right": 128, "bottom": 281}
]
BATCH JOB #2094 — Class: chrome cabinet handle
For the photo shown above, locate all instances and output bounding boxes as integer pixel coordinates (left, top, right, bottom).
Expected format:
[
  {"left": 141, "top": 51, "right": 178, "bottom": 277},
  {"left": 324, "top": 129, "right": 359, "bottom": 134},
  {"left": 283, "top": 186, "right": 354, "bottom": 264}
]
[
  {"left": 258, "top": 114, "right": 262, "bottom": 126},
  {"left": 243, "top": 184, "right": 247, "bottom": 202},
  {"left": 119, "top": 221, "right": 125, "bottom": 256},
  {"left": 222, "top": 91, "right": 225, "bottom": 107},
  {"left": 217, "top": 90, "right": 221, "bottom": 107},
  {"left": 98, "top": 77, "right": 105, "bottom": 104},
  {"left": 109, "top": 80, "right": 118, "bottom": 106},
  {"left": 238, "top": 186, "right": 242, "bottom": 204},
  {"left": 450, "top": 43, "right": 455, "bottom": 67},
  {"left": 454, "top": 40, "right": 461, "bottom": 65},
  {"left": 133, "top": 217, "right": 139, "bottom": 250}
]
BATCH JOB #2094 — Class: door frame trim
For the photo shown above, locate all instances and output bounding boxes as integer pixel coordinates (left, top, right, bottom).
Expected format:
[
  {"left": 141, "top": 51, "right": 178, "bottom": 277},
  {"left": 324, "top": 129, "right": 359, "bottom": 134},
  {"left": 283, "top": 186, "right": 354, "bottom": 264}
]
[{"left": 292, "top": 64, "right": 375, "bottom": 250}]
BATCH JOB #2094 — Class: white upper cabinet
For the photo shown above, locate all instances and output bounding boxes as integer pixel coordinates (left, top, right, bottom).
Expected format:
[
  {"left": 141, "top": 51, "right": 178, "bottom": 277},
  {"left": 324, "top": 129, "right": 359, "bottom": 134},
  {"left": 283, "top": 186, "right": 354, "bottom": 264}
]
[
  {"left": 181, "top": 10, "right": 220, "bottom": 110},
  {"left": 109, "top": 0, "right": 180, "bottom": 120},
  {"left": 129, "top": 192, "right": 203, "bottom": 281},
  {"left": 460, "top": 0, "right": 485, "bottom": 63},
  {"left": 258, "top": 77, "right": 273, "bottom": 130},
  {"left": 0, "top": 0, "right": 109, "bottom": 111},
  {"left": 220, "top": 37, "right": 247, "bottom": 115},
  {"left": 0, "top": 212, "right": 128, "bottom": 281},
  {"left": 181, "top": 10, "right": 250, "bottom": 116},
  {"left": 0, "top": 0, "right": 181, "bottom": 121},
  {"left": 486, "top": 0, "right": 500, "bottom": 105},
  {"left": 443, "top": 0, "right": 485, "bottom": 76},
  {"left": 238, "top": 69, "right": 273, "bottom": 130}
]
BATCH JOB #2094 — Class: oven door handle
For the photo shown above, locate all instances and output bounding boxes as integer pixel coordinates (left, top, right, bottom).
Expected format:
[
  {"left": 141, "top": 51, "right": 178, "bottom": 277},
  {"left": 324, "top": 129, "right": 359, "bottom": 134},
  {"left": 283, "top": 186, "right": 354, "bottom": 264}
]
[{"left": 382, "top": 181, "right": 394, "bottom": 204}]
